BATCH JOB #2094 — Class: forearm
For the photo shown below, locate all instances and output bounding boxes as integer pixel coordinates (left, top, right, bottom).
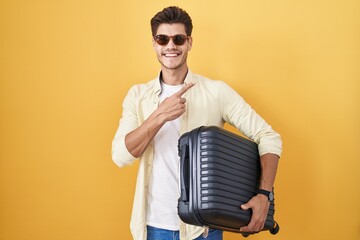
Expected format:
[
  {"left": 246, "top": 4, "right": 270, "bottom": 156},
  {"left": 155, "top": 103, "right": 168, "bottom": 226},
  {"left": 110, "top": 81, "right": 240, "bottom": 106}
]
[
  {"left": 125, "top": 110, "right": 166, "bottom": 158},
  {"left": 239, "top": 153, "right": 279, "bottom": 232},
  {"left": 123, "top": 82, "right": 194, "bottom": 159},
  {"left": 259, "top": 153, "right": 279, "bottom": 191}
]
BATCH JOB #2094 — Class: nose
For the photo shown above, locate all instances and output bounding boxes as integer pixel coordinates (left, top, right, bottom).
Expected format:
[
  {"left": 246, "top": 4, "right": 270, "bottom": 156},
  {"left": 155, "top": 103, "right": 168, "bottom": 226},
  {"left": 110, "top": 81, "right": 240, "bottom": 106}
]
[{"left": 166, "top": 38, "right": 177, "bottom": 48}]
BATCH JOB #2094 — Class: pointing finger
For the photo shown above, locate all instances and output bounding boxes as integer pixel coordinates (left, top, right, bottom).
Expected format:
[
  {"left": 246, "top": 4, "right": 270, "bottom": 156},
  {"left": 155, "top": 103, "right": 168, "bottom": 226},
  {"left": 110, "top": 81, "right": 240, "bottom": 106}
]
[{"left": 174, "top": 82, "right": 195, "bottom": 97}]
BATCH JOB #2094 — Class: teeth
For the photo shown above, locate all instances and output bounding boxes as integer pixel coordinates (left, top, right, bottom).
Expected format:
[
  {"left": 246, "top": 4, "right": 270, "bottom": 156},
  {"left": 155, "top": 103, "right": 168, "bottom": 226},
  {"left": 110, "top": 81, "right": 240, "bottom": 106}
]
[{"left": 164, "top": 53, "right": 179, "bottom": 57}]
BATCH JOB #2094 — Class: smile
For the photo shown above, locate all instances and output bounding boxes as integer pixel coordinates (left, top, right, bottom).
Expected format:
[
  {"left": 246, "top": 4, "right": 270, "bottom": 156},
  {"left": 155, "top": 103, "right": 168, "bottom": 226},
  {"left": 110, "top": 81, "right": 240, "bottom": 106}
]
[{"left": 163, "top": 52, "right": 181, "bottom": 57}]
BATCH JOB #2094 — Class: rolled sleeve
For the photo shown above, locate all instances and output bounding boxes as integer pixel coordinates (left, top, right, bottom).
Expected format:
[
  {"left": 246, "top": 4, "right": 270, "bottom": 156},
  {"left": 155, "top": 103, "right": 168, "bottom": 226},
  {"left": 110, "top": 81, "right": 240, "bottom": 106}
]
[
  {"left": 254, "top": 125, "right": 282, "bottom": 157},
  {"left": 112, "top": 129, "right": 137, "bottom": 167}
]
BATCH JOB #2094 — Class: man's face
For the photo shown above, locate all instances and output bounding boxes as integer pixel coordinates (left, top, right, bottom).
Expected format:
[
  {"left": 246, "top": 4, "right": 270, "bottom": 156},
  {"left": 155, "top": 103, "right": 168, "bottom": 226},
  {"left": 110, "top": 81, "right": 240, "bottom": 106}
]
[{"left": 153, "top": 23, "right": 192, "bottom": 71}]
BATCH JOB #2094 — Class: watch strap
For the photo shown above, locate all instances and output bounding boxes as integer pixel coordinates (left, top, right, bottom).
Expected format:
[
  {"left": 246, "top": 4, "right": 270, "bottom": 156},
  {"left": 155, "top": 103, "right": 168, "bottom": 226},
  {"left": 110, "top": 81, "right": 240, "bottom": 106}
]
[{"left": 257, "top": 189, "right": 274, "bottom": 201}]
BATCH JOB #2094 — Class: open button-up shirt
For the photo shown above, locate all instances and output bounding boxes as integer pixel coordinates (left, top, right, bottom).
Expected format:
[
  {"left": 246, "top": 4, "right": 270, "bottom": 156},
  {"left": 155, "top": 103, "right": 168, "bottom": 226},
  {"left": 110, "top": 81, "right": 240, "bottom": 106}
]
[{"left": 112, "top": 70, "right": 282, "bottom": 240}]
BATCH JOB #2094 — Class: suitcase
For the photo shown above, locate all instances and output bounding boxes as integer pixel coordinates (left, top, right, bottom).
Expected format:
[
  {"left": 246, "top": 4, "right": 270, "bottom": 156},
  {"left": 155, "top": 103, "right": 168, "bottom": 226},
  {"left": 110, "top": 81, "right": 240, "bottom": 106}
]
[{"left": 177, "top": 126, "right": 279, "bottom": 236}]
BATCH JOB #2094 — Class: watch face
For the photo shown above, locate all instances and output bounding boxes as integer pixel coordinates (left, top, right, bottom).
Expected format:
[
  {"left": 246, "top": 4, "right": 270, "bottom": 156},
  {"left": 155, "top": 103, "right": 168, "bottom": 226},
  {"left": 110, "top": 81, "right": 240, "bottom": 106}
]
[{"left": 269, "top": 192, "right": 274, "bottom": 201}]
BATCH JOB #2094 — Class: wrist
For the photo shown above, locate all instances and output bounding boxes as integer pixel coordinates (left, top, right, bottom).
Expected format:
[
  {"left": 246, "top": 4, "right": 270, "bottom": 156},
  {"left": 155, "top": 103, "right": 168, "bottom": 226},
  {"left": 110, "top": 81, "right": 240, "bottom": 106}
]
[
  {"left": 257, "top": 188, "right": 274, "bottom": 202},
  {"left": 256, "top": 193, "right": 269, "bottom": 202},
  {"left": 148, "top": 110, "right": 167, "bottom": 126},
  {"left": 259, "top": 183, "right": 274, "bottom": 192}
]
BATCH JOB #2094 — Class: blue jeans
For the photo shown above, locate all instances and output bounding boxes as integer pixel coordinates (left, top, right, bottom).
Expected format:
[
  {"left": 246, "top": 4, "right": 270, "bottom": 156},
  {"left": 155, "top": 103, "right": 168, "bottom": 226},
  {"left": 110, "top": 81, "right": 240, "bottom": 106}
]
[{"left": 146, "top": 225, "right": 223, "bottom": 240}]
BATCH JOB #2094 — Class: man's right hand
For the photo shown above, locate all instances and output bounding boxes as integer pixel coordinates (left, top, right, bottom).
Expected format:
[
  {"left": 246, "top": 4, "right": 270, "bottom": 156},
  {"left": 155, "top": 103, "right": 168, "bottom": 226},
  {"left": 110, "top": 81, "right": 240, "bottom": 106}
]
[
  {"left": 157, "top": 82, "right": 195, "bottom": 121},
  {"left": 124, "top": 82, "right": 195, "bottom": 158}
]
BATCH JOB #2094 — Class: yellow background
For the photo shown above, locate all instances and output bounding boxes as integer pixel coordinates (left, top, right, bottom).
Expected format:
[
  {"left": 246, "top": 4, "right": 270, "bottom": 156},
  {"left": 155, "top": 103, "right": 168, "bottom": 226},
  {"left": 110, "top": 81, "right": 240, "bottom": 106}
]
[{"left": 1, "top": 0, "right": 359, "bottom": 239}]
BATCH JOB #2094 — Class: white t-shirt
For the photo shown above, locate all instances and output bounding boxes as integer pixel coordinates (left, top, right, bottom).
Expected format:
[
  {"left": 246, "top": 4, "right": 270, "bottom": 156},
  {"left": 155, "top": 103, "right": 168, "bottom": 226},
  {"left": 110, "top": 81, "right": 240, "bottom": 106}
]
[{"left": 146, "top": 82, "right": 183, "bottom": 230}]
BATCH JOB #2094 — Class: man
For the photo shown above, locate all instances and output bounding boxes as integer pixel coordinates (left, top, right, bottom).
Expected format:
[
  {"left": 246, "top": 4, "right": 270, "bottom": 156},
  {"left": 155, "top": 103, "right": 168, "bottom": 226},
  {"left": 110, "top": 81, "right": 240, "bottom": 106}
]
[{"left": 112, "top": 6, "right": 282, "bottom": 240}]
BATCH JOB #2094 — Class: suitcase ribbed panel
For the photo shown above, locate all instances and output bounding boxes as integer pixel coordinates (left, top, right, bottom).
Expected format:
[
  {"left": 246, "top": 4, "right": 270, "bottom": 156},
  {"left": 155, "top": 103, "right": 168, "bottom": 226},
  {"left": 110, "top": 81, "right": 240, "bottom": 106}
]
[
  {"left": 178, "top": 126, "right": 277, "bottom": 233},
  {"left": 195, "top": 126, "right": 261, "bottom": 230}
]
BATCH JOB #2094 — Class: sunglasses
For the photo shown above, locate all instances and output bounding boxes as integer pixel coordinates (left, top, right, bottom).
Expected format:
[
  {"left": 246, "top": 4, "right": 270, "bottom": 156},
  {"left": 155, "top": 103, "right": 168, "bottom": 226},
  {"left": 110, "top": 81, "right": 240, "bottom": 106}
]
[{"left": 154, "top": 34, "right": 190, "bottom": 46}]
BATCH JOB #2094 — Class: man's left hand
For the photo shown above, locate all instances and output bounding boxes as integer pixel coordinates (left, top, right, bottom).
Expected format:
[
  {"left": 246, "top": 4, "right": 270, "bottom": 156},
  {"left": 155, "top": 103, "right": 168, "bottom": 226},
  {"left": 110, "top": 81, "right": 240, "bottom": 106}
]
[{"left": 239, "top": 194, "right": 270, "bottom": 233}]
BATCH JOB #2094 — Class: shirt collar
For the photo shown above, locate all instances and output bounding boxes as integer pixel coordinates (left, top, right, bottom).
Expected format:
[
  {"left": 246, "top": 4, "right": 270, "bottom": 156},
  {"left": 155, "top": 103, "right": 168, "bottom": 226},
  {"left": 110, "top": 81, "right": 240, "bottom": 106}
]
[{"left": 153, "top": 69, "right": 194, "bottom": 95}]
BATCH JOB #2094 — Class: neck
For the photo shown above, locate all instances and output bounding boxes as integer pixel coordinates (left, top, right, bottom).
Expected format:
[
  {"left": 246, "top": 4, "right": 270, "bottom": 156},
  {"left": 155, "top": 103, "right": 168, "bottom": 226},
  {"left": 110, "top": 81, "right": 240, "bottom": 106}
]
[{"left": 161, "top": 65, "right": 188, "bottom": 85}]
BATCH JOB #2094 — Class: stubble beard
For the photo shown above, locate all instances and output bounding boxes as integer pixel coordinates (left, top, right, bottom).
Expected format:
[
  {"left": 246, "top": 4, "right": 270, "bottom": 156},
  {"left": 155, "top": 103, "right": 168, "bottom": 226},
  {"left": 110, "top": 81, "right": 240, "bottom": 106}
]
[{"left": 158, "top": 52, "right": 188, "bottom": 71}]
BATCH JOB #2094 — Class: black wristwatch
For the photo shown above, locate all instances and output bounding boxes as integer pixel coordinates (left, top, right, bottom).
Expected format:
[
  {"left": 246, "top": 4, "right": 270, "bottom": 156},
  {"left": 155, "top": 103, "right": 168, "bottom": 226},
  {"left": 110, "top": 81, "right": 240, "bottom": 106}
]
[{"left": 257, "top": 189, "right": 274, "bottom": 202}]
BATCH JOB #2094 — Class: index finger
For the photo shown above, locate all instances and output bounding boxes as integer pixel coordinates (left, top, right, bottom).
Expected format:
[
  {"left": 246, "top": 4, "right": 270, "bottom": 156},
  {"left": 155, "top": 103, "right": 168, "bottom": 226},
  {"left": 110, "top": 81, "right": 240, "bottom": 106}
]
[{"left": 175, "top": 82, "right": 195, "bottom": 97}]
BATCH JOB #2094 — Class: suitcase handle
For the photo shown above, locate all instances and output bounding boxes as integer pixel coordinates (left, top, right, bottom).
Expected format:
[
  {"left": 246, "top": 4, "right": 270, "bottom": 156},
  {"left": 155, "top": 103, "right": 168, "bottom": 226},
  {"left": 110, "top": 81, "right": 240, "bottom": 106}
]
[{"left": 180, "top": 143, "right": 190, "bottom": 202}]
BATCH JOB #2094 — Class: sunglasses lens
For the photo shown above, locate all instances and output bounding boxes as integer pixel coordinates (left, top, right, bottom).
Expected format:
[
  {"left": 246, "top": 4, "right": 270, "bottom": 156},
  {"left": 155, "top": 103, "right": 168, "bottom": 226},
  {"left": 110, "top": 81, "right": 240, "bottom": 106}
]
[
  {"left": 155, "top": 35, "right": 188, "bottom": 46},
  {"left": 155, "top": 35, "right": 170, "bottom": 46},
  {"left": 173, "top": 35, "right": 187, "bottom": 45}
]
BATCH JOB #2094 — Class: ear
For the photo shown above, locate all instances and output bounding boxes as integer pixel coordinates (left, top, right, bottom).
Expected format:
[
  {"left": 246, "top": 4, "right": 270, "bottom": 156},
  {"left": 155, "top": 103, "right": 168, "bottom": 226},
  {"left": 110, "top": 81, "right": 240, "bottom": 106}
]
[
  {"left": 152, "top": 37, "right": 156, "bottom": 50},
  {"left": 188, "top": 36, "right": 193, "bottom": 51}
]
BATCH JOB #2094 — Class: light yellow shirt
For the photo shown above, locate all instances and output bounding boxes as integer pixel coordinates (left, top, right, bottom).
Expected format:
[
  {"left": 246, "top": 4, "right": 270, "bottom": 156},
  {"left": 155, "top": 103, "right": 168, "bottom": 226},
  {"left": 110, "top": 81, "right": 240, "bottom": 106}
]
[{"left": 112, "top": 70, "right": 282, "bottom": 240}]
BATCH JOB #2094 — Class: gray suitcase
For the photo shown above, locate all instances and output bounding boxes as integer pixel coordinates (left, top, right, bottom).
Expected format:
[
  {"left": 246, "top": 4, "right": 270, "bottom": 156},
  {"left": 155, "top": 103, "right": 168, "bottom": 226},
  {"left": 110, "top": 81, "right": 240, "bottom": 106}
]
[{"left": 177, "top": 126, "right": 279, "bottom": 236}]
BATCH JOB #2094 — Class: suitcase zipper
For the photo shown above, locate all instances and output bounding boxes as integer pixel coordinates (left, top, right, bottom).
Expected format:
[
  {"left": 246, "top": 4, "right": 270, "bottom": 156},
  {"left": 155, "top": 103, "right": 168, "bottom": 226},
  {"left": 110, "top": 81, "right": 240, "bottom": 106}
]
[{"left": 202, "top": 226, "right": 209, "bottom": 238}]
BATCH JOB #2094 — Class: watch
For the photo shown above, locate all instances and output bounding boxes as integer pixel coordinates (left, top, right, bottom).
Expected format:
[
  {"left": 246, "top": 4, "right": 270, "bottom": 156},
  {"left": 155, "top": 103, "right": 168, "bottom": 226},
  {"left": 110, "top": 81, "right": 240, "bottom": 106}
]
[{"left": 257, "top": 189, "right": 274, "bottom": 202}]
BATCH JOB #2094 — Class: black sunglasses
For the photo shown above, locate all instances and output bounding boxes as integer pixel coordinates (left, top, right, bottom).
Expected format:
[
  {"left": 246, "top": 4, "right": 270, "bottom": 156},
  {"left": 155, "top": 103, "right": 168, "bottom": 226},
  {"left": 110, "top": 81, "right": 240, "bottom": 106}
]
[{"left": 154, "top": 34, "right": 190, "bottom": 46}]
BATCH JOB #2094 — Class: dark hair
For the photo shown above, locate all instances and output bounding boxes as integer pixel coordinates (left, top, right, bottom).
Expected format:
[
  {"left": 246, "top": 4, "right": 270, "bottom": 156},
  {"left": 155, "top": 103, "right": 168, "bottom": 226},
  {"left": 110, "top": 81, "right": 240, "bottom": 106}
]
[{"left": 150, "top": 6, "right": 193, "bottom": 36}]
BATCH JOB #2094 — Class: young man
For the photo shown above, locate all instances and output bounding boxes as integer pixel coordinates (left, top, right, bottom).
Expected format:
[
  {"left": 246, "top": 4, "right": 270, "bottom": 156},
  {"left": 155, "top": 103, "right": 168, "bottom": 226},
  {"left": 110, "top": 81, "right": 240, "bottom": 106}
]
[{"left": 112, "top": 6, "right": 282, "bottom": 240}]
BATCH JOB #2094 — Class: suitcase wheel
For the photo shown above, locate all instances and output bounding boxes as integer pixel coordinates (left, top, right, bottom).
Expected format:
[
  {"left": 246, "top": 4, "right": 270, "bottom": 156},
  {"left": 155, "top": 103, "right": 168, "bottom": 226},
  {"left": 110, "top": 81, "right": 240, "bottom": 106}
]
[
  {"left": 241, "top": 233, "right": 250, "bottom": 238},
  {"left": 269, "top": 221, "right": 280, "bottom": 235}
]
